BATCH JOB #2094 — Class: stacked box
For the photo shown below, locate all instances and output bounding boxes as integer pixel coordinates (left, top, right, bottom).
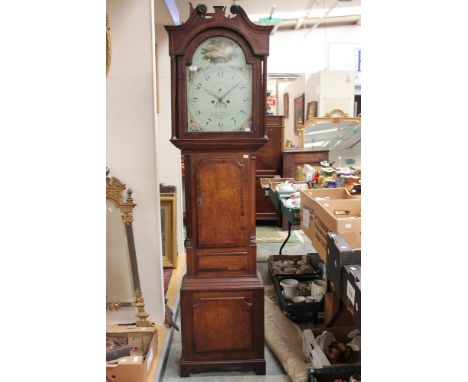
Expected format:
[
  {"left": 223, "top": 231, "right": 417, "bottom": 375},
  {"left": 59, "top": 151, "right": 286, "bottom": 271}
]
[
  {"left": 300, "top": 188, "right": 360, "bottom": 247},
  {"left": 308, "top": 325, "right": 361, "bottom": 382},
  {"left": 300, "top": 189, "right": 361, "bottom": 261},
  {"left": 326, "top": 231, "right": 361, "bottom": 299},
  {"left": 106, "top": 329, "right": 158, "bottom": 382},
  {"left": 308, "top": 364, "right": 361, "bottom": 382},
  {"left": 300, "top": 188, "right": 357, "bottom": 239},
  {"left": 341, "top": 265, "right": 361, "bottom": 327}
]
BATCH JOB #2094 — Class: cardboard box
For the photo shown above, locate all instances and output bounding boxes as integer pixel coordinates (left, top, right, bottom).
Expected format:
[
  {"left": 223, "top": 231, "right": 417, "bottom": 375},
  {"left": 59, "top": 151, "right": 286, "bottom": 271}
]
[
  {"left": 314, "top": 199, "right": 361, "bottom": 261},
  {"left": 326, "top": 231, "right": 361, "bottom": 300},
  {"left": 301, "top": 193, "right": 361, "bottom": 261},
  {"left": 300, "top": 188, "right": 359, "bottom": 244},
  {"left": 106, "top": 328, "right": 157, "bottom": 382},
  {"left": 107, "top": 325, "right": 155, "bottom": 356},
  {"left": 341, "top": 265, "right": 361, "bottom": 327},
  {"left": 308, "top": 324, "right": 361, "bottom": 381},
  {"left": 260, "top": 177, "right": 294, "bottom": 195},
  {"left": 268, "top": 178, "right": 295, "bottom": 191}
]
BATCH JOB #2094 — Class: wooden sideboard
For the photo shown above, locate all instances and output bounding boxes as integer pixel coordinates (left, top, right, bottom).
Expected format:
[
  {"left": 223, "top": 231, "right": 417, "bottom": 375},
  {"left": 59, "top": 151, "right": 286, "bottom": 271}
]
[
  {"left": 255, "top": 115, "right": 284, "bottom": 223},
  {"left": 282, "top": 150, "right": 329, "bottom": 180},
  {"left": 280, "top": 149, "right": 329, "bottom": 228}
]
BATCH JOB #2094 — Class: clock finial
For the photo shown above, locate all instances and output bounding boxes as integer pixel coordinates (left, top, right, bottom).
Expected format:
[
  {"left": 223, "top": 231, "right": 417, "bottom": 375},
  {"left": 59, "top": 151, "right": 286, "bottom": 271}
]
[
  {"left": 196, "top": 4, "right": 207, "bottom": 14},
  {"left": 230, "top": 3, "right": 241, "bottom": 15}
]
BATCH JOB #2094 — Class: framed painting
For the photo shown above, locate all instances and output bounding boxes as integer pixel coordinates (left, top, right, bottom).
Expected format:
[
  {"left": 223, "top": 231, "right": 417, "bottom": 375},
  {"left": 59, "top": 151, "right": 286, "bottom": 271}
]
[
  {"left": 294, "top": 94, "right": 305, "bottom": 135},
  {"left": 160, "top": 187, "right": 178, "bottom": 268},
  {"left": 306, "top": 101, "right": 318, "bottom": 120},
  {"left": 283, "top": 92, "right": 289, "bottom": 118}
]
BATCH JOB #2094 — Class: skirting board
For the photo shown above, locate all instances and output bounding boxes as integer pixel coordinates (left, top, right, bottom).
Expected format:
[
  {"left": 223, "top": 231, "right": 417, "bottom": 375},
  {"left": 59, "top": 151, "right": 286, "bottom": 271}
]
[
  {"left": 150, "top": 253, "right": 185, "bottom": 382},
  {"left": 154, "top": 295, "right": 180, "bottom": 381}
]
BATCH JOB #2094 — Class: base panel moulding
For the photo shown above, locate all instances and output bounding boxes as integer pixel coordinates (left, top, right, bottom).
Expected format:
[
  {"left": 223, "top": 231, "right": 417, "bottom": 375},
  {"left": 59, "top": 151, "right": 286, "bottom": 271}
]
[
  {"left": 179, "top": 274, "right": 265, "bottom": 377},
  {"left": 180, "top": 359, "right": 266, "bottom": 377}
]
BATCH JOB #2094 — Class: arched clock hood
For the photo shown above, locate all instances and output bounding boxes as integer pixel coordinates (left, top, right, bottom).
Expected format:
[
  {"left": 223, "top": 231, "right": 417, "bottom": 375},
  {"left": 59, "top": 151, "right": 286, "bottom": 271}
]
[{"left": 165, "top": 5, "right": 273, "bottom": 151}]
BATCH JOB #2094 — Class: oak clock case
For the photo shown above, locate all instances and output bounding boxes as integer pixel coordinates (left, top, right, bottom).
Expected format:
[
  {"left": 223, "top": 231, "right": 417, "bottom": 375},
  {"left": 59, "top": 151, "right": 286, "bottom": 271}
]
[{"left": 165, "top": 4, "right": 273, "bottom": 377}]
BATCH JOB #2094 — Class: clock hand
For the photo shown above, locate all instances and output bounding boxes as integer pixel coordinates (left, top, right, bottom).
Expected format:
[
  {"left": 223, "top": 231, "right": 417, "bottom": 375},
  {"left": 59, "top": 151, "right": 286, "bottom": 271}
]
[
  {"left": 201, "top": 86, "right": 221, "bottom": 101},
  {"left": 220, "top": 82, "right": 241, "bottom": 100},
  {"left": 207, "top": 86, "right": 226, "bottom": 105}
]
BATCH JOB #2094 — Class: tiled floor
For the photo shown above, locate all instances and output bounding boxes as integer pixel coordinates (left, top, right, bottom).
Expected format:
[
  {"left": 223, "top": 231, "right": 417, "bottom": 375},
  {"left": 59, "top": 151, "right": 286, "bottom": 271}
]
[
  {"left": 257, "top": 227, "right": 314, "bottom": 262},
  {"left": 161, "top": 226, "right": 315, "bottom": 381},
  {"left": 162, "top": 315, "right": 290, "bottom": 382}
]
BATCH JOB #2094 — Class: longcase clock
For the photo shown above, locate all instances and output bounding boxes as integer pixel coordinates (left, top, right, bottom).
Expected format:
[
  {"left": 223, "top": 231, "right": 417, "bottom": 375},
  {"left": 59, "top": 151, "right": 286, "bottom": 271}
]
[{"left": 165, "top": 4, "right": 272, "bottom": 376}]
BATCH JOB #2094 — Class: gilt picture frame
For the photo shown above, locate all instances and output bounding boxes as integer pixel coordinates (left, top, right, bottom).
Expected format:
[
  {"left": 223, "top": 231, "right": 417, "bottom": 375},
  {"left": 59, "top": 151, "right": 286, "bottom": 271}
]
[
  {"left": 160, "top": 191, "right": 177, "bottom": 268},
  {"left": 294, "top": 93, "right": 305, "bottom": 135},
  {"left": 283, "top": 92, "right": 289, "bottom": 118},
  {"left": 306, "top": 101, "right": 318, "bottom": 120}
]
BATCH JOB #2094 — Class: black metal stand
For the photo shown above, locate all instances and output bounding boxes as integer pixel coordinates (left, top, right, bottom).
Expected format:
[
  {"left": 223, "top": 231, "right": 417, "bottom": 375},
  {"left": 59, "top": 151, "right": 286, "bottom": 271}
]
[{"left": 279, "top": 221, "right": 292, "bottom": 255}]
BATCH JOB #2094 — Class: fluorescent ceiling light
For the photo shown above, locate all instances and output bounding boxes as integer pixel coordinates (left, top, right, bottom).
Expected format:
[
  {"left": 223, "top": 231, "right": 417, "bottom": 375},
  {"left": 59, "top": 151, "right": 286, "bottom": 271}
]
[{"left": 250, "top": 7, "right": 361, "bottom": 22}]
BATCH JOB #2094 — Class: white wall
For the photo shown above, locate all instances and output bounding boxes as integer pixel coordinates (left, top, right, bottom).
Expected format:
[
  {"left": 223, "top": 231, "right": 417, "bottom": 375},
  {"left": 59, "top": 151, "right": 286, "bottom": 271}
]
[
  {"left": 280, "top": 72, "right": 360, "bottom": 159},
  {"left": 305, "top": 72, "right": 320, "bottom": 106},
  {"left": 155, "top": 2, "right": 185, "bottom": 258},
  {"left": 306, "top": 70, "right": 355, "bottom": 117},
  {"left": 276, "top": 80, "right": 288, "bottom": 118},
  {"left": 281, "top": 77, "right": 305, "bottom": 147},
  {"left": 269, "top": 25, "right": 361, "bottom": 74},
  {"left": 106, "top": 0, "right": 165, "bottom": 324},
  {"left": 274, "top": 26, "right": 361, "bottom": 149}
]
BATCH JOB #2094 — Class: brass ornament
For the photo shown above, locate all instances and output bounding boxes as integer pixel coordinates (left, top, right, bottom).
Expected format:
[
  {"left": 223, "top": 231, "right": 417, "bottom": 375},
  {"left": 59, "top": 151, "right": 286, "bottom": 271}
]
[
  {"left": 324, "top": 108, "right": 348, "bottom": 118},
  {"left": 106, "top": 167, "right": 136, "bottom": 224},
  {"left": 297, "top": 126, "right": 305, "bottom": 149},
  {"left": 106, "top": 299, "right": 122, "bottom": 311},
  {"left": 134, "top": 288, "right": 153, "bottom": 327}
]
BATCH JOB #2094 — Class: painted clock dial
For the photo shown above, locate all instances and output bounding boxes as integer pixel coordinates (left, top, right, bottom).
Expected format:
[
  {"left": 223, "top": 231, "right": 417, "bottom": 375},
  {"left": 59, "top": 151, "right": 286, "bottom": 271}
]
[{"left": 186, "top": 36, "right": 252, "bottom": 132}]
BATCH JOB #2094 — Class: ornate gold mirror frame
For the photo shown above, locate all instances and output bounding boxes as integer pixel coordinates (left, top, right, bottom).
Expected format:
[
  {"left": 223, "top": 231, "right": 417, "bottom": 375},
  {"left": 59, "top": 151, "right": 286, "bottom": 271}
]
[
  {"left": 297, "top": 113, "right": 361, "bottom": 151},
  {"left": 106, "top": 168, "right": 152, "bottom": 327}
]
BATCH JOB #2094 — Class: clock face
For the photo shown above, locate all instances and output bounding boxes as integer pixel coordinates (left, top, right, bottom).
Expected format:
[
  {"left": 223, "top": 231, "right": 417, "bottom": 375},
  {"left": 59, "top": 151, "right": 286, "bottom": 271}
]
[{"left": 186, "top": 37, "right": 252, "bottom": 132}]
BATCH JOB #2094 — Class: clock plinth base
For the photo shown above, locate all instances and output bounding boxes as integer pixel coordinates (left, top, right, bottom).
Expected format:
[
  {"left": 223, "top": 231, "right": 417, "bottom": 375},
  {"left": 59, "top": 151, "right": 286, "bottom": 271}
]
[
  {"left": 180, "top": 359, "right": 266, "bottom": 377},
  {"left": 179, "top": 274, "right": 265, "bottom": 377}
]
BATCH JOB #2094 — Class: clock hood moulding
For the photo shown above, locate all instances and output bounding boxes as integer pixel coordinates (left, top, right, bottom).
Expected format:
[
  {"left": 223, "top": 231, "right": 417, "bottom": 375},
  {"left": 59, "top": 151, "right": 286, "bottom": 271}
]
[{"left": 165, "top": 5, "right": 273, "bottom": 56}]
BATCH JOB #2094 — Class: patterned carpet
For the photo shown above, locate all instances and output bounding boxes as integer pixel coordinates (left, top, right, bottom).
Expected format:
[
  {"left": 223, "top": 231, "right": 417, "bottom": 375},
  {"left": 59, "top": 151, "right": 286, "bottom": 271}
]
[{"left": 256, "top": 225, "right": 301, "bottom": 243}]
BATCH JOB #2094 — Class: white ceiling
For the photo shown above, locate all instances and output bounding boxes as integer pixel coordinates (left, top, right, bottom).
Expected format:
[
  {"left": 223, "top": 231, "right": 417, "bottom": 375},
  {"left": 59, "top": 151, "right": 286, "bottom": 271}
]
[{"left": 171, "top": 0, "right": 361, "bottom": 31}]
